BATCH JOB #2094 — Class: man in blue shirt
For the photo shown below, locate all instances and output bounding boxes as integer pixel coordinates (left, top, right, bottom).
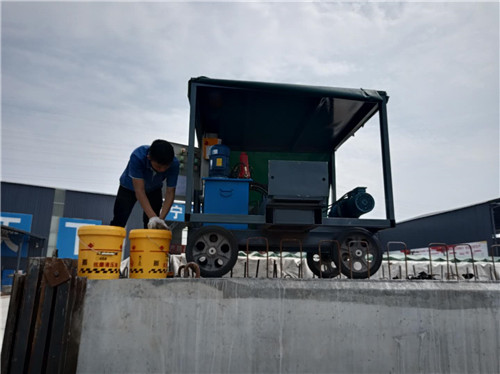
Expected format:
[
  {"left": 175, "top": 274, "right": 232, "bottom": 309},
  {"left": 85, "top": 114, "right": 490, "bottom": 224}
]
[{"left": 110, "top": 139, "right": 180, "bottom": 229}]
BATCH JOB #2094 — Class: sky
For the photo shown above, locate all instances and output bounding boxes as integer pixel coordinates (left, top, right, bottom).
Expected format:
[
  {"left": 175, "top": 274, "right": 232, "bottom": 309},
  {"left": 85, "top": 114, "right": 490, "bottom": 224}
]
[{"left": 1, "top": 1, "right": 499, "bottom": 222}]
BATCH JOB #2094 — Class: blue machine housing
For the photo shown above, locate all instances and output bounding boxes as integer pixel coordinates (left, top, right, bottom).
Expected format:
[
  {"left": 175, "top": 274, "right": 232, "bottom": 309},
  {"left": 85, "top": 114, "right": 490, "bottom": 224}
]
[
  {"left": 203, "top": 177, "right": 252, "bottom": 229},
  {"left": 208, "top": 144, "right": 231, "bottom": 177}
]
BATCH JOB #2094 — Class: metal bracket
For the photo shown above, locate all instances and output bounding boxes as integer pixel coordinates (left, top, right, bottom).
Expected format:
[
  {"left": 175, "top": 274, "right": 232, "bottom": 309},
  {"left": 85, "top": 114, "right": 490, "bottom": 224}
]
[
  {"left": 178, "top": 262, "right": 200, "bottom": 278},
  {"left": 43, "top": 259, "right": 71, "bottom": 287}
]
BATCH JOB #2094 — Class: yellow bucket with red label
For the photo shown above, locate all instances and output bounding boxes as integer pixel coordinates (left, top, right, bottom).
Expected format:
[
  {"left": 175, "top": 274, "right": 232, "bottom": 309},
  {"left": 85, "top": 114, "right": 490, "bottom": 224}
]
[
  {"left": 77, "top": 225, "right": 126, "bottom": 279},
  {"left": 129, "top": 229, "right": 171, "bottom": 279}
]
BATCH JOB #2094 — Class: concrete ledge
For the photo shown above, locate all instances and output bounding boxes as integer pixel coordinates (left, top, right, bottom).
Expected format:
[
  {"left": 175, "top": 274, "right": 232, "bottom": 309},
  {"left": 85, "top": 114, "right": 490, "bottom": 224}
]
[{"left": 77, "top": 279, "right": 500, "bottom": 374}]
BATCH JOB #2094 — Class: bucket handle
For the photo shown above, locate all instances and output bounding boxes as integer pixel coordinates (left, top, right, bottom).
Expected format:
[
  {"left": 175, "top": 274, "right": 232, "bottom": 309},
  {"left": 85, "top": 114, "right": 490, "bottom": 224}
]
[
  {"left": 145, "top": 235, "right": 170, "bottom": 252},
  {"left": 79, "top": 238, "right": 120, "bottom": 256}
]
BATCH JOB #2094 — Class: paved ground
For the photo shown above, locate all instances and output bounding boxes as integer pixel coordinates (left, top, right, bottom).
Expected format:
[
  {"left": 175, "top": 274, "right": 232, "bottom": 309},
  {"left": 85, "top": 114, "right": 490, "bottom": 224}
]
[{"left": 0, "top": 295, "right": 11, "bottom": 352}]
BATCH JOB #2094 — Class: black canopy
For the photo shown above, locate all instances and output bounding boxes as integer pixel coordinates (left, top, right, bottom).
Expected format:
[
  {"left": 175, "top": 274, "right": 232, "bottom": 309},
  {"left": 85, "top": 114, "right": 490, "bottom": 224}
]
[{"left": 188, "top": 77, "right": 388, "bottom": 153}]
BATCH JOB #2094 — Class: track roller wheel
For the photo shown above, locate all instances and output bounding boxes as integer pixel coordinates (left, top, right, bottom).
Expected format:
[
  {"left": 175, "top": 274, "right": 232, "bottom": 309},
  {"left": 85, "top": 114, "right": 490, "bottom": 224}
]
[
  {"left": 186, "top": 226, "right": 238, "bottom": 278},
  {"left": 306, "top": 252, "right": 340, "bottom": 278},
  {"left": 334, "top": 228, "right": 383, "bottom": 279}
]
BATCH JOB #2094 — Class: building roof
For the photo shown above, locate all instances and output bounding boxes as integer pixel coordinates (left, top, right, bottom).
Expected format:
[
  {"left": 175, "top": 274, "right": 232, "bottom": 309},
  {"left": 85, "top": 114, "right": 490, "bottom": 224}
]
[{"left": 399, "top": 198, "right": 500, "bottom": 226}]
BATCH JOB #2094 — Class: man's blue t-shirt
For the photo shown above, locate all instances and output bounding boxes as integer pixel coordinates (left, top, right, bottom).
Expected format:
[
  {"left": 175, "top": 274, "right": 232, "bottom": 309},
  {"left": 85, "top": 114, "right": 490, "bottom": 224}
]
[{"left": 119, "top": 145, "right": 179, "bottom": 192}]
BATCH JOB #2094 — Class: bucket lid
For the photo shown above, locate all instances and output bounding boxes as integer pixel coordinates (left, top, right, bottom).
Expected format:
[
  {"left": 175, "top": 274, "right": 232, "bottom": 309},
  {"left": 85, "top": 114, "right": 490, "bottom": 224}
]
[
  {"left": 129, "top": 229, "right": 172, "bottom": 239},
  {"left": 78, "top": 225, "right": 126, "bottom": 237}
]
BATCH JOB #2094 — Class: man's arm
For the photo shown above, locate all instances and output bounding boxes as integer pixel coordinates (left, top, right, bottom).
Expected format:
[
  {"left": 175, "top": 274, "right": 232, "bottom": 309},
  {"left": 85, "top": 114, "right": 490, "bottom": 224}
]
[
  {"left": 132, "top": 178, "right": 157, "bottom": 219},
  {"left": 159, "top": 187, "right": 176, "bottom": 220}
]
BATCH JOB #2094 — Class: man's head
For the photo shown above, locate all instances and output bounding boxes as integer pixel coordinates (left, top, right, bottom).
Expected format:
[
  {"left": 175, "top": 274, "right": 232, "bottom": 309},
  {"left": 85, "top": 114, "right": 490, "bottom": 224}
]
[{"left": 148, "top": 139, "right": 174, "bottom": 172}]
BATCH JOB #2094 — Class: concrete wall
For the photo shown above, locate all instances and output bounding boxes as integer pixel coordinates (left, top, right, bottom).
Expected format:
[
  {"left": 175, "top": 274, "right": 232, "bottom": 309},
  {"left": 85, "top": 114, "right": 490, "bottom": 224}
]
[{"left": 77, "top": 279, "right": 500, "bottom": 374}]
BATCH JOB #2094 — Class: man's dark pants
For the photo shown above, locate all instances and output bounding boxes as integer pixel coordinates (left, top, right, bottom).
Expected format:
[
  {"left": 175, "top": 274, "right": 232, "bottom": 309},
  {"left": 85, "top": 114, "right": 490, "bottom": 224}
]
[{"left": 110, "top": 186, "right": 162, "bottom": 228}]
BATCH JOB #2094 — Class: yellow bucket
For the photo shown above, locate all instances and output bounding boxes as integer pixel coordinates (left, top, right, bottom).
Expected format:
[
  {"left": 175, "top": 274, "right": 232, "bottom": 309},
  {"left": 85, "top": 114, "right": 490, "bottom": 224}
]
[
  {"left": 129, "top": 229, "right": 171, "bottom": 279},
  {"left": 77, "top": 225, "right": 126, "bottom": 280}
]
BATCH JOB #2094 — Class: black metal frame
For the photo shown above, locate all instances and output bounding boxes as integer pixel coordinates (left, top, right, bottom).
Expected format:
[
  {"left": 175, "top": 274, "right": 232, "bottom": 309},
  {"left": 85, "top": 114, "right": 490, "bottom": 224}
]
[
  {"left": 1, "top": 225, "right": 47, "bottom": 284},
  {"left": 184, "top": 78, "right": 395, "bottom": 236}
]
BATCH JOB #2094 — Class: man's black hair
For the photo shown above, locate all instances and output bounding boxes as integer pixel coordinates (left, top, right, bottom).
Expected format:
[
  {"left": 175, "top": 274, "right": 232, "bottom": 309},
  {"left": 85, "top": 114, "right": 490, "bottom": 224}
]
[{"left": 148, "top": 139, "right": 174, "bottom": 165}]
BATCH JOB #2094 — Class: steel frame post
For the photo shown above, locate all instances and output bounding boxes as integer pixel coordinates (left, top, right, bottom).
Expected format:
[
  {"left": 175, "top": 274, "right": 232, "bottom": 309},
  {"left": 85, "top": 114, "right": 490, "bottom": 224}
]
[
  {"left": 378, "top": 98, "right": 395, "bottom": 225},
  {"left": 185, "top": 84, "right": 197, "bottom": 220}
]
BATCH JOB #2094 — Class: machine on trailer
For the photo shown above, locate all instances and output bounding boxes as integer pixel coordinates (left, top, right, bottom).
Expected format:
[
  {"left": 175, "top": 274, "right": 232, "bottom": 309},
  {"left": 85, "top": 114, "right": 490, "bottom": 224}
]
[{"left": 183, "top": 77, "right": 395, "bottom": 278}]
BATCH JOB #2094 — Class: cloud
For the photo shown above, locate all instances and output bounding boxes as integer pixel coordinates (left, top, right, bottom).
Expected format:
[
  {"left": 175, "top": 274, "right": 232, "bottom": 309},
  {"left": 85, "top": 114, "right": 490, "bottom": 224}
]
[{"left": 1, "top": 2, "right": 498, "bottom": 220}]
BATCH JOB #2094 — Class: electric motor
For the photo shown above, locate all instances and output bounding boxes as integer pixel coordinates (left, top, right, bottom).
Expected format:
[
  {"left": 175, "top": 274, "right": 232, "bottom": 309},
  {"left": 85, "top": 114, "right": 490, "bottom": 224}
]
[{"left": 329, "top": 187, "right": 375, "bottom": 218}]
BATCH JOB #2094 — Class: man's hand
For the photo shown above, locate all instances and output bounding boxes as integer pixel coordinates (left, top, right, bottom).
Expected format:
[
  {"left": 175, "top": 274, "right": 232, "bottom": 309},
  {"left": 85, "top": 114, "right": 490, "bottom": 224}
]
[{"left": 147, "top": 217, "right": 169, "bottom": 230}]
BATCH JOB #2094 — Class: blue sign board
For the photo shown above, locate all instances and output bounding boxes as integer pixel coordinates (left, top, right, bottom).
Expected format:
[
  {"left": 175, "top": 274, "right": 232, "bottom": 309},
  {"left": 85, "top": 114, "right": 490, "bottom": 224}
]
[
  {"left": 0, "top": 212, "right": 33, "bottom": 258},
  {"left": 166, "top": 203, "right": 185, "bottom": 222},
  {"left": 56, "top": 218, "right": 101, "bottom": 259}
]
